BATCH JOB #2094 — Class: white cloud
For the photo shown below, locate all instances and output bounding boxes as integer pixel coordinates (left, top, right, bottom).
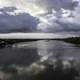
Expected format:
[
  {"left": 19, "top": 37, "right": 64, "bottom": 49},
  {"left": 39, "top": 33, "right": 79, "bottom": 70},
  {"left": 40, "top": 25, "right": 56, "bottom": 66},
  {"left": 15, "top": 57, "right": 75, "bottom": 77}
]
[
  {"left": 61, "top": 8, "right": 71, "bottom": 17},
  {"left": 0, "top": 0, "right": 47, "bottom": 16},
  {"left": 37, "top": 12, "right": 58, "bottom": 31},
  {"left": 0, "top": 0, "right": 80, "bottom": 33},
  {"left": 0, "top": 33, "right": 77, "bottom": 39},
  {"left": 37, "top": 0, "right": 80, "bottom": 32}
]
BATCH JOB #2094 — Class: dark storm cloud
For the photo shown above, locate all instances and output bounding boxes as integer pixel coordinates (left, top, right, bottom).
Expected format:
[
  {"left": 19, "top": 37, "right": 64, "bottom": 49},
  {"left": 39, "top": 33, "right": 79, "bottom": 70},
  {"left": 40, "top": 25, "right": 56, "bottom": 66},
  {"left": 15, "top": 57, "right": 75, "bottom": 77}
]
[
  {"left": 55, "top": 21, "right": 80, "bottom": 32},
  {"left": 0, "top": 7, "right": 16, "bottom": 12},
  {"left": 0, "top": 7, "right": 39, "bottom": 33}
]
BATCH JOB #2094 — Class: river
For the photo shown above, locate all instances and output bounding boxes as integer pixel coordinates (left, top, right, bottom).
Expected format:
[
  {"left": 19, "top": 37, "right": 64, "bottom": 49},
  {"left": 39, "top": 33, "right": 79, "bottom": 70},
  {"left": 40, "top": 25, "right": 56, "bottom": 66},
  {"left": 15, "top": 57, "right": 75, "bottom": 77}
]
[{"left": 0, "top": 40, "right": 80, "bottom": 66}]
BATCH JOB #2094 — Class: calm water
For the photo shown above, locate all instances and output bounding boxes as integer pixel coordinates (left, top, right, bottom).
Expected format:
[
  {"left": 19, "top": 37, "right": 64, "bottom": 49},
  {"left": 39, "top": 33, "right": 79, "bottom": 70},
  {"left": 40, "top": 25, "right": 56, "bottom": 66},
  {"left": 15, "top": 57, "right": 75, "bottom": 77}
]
[{"left": 0, "top": 40, "right": 80, "bottom": 66}]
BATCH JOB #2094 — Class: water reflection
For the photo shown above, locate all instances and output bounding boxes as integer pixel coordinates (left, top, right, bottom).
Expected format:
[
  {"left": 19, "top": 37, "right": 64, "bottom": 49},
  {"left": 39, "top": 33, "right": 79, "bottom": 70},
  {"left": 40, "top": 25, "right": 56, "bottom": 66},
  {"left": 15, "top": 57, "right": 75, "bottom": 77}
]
[
  {"left": 0, "top": 40, "right": 79, "bottom": 66},
  {"left": 36, "top": 40, "right": 53, "bottom": 62},
  {"left": 36, "top": 40, "right": 72, "bottom": 62},
  {"left": 0, "top": 48, "right": 39, "bottom": 66},
  {"left": 36, "top": 40, "right": 80, "bottom": 58}
]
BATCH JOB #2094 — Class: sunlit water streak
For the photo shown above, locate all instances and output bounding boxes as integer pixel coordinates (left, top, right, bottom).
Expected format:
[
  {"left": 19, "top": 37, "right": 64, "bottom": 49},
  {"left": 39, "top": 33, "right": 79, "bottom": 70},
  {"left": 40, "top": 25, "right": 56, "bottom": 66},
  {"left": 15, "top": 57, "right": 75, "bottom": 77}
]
[
  {"left": 13, "top": 40, "right": 80, "bottom": 61},
  {"left": 0, "top": 40, "right": 80, "bottom": 66}
]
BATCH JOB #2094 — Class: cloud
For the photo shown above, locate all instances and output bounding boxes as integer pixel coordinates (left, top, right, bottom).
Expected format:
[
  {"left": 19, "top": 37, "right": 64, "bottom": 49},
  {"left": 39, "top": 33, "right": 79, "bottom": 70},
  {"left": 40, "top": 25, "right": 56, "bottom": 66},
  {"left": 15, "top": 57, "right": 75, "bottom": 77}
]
[
  {"left": 37, "top": 0, "right": 80, "bottom": 33},
  {"left": 34, "top": 0, "right": 78, "bottom": 13},
  {"left": 0, "top": 7, "right": 39, "bottom": 33},
  {"left": 0, "top": 0, "right": 80, "bottom": 34},
  {"left": 0, "top": 0, "right": 47, "bottom": 16},
  {"left": 0, "top": 0, "right": 78, "bottom": 15}
]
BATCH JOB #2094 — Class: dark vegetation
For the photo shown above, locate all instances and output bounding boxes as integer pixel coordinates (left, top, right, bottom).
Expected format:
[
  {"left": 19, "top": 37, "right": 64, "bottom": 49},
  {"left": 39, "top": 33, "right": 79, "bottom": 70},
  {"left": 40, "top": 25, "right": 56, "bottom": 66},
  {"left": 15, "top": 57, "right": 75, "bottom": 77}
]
[
  {"left": 0, "top": 39, "right": 38, "bottom": 48},
  {"left": 0, "top": 37, "right": 80, "bottom": 48},
  {"left": 63, "top": 37, "right": 80, "bottom": 45},
  {"left": 53, "top": 37, "right": 80, "bottom": 46}
]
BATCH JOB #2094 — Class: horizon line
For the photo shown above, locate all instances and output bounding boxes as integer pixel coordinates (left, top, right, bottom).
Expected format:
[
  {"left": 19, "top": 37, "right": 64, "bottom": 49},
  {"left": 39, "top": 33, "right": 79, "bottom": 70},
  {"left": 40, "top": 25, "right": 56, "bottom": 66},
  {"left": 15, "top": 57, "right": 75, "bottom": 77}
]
[{"left": 0, "top": 33, "right": 78, "bottom": 39}]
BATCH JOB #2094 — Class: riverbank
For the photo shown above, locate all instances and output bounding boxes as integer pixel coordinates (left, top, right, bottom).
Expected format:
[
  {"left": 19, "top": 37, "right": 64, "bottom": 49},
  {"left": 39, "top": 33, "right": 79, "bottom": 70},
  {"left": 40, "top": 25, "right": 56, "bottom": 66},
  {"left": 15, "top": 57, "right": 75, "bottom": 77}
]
[
  {"left": 61, "top": 37, "right": 80, "bottom": 46},
  {"left": 0, "top": 37, "right": 80, "bottom": 48}
]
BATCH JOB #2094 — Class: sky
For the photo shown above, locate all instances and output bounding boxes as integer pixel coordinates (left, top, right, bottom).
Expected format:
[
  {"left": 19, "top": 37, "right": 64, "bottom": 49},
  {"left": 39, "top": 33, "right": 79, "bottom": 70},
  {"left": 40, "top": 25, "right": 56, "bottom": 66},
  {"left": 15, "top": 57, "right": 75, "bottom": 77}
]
[{"left": 0, "top": 0, "right": 80, "bottom": 35}]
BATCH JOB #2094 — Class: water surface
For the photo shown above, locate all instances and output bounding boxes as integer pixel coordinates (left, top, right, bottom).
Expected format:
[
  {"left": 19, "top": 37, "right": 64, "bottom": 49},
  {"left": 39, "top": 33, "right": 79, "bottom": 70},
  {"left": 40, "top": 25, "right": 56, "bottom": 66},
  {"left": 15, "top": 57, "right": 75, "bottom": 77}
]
[{"left": 0, "top": 40, "right": 80, "bottom": 66}]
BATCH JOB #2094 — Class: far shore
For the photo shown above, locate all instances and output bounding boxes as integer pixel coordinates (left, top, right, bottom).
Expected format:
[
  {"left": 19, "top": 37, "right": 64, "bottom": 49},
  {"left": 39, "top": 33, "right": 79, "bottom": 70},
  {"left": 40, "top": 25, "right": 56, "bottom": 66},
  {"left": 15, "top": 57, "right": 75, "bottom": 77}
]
[{"left": 0, "top": 37, "right": 80, "bottom": 48}]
